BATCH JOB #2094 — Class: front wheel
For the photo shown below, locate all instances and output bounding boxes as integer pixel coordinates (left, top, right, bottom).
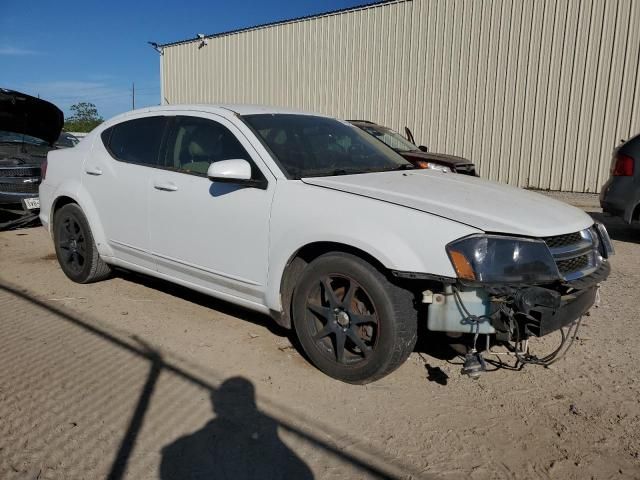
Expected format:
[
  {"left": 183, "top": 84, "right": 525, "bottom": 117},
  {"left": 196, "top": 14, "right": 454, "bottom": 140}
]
[{"left": 292, "top": 252, "right": 417, "bottom": 384}]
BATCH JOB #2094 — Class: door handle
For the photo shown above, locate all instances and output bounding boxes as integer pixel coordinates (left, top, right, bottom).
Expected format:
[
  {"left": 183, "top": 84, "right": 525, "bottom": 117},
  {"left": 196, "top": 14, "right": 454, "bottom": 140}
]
[
  {"left": 153, "top": 181, "right": 178, "bottom": 192},
  {"left": 85, "top": 167, "right": 103, "bottom": 176}
]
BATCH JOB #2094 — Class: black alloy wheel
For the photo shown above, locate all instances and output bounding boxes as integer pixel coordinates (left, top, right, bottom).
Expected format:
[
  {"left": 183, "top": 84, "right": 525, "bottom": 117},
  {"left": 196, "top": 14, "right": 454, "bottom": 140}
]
[
  {"left": 57, "top": 213, "right": 87, "bottom": 275},
  {"left": 292, "top": 252, "right": 417, "bottom": 384},
  {"left": 306, "top": 274, "right": 379, "bottom": 365},
  {"left": 53, "top": 203, "right": 111, "bottom": 283}
]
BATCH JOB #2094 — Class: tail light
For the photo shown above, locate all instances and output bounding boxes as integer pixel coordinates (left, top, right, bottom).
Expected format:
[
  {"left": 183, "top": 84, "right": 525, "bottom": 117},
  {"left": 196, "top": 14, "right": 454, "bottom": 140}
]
[
  {"left": 612, "top": 154, "right": 634, "bottom": 176},
  {"left": 41, "top": 157, "right": 48, "bottom": 180}
]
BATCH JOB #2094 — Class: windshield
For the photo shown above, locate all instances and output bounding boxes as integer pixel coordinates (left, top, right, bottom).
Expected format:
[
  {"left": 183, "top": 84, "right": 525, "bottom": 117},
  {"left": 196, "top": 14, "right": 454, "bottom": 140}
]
[
  {"left": 359, "top": 125, "right": 420, "bottom": 152},
  {"left": 0, "top": 129, "right": 48, "bottom": 146},
  {"left": 243, "top": 114, "right": 411, "bottom": 178}
]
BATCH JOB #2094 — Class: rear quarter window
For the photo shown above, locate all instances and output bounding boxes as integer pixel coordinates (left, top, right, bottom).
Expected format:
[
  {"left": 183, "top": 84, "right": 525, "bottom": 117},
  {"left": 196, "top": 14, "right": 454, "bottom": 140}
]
[{"left": 101, "top": 116, "right": 166, "bottom": 166}]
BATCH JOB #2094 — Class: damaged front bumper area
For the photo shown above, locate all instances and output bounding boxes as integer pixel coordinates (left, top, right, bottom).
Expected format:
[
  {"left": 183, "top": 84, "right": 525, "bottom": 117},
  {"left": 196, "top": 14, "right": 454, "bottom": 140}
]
[
  {"left": 422, "top": 224, "right": 614, "bottom": 376},
  {"left": 423, "top": 262, "right": 610, "bottom": 378},
  {"left": 430, "top": 224, "right": 614, "bottom": 340},
  {"left": 504, "top": 263, "right": 609, "bottom": 338},
  {"left": 426, "top": 261, "right": 610, "bottom": 341}
]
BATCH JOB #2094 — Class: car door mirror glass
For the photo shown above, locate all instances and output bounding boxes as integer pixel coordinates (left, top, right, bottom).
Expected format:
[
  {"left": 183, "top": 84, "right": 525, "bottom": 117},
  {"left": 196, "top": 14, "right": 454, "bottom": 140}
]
[{"left": 418, "top": 145, "right": 429, "bottom": 152}]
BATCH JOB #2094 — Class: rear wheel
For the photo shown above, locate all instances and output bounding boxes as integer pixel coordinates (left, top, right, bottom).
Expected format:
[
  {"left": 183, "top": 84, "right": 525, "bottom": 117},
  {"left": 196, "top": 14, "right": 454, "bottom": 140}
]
[
  {"left": 292, "top": 252, "right": 417, "bottom": 384},
  {"left": 53, "top": 204, "right": 111, "bottom": 283}
]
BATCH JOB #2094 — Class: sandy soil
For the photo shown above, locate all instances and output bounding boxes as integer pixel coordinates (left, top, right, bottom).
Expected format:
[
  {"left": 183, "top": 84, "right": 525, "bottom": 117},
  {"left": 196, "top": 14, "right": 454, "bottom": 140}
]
[{"left": 0, "top": 200, "right": 639, "bottom": 479}]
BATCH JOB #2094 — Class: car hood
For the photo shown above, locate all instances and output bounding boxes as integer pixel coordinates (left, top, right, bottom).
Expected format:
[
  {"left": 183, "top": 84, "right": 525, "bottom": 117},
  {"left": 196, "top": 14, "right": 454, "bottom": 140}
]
[
  {"left": 301, "top": 170, "right": 593, "bottom": 237},
  {"left": 401, "top": 150, "right": 472, "bottom": 166},
  {"left": 0, "top": 88, "right": 64, "bottom": 145}
]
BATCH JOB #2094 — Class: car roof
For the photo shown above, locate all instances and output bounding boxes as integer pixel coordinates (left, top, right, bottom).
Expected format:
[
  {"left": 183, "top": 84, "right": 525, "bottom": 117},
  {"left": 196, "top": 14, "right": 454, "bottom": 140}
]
[{"left": 111, "top": 104, "right": 329, "bottom": 121}]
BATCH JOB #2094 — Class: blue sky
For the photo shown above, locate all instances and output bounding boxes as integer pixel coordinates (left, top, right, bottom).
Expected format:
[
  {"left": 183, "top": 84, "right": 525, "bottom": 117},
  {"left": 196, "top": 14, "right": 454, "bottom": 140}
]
[{"left": 1, "top": 0, "right": 369, "bottom": 121}]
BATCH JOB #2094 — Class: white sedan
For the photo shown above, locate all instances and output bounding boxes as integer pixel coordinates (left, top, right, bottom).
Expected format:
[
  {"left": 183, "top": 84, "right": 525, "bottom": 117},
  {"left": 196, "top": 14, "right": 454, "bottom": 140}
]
[{"left": 39, "top": 105, "right": 612, "bottom": 383}]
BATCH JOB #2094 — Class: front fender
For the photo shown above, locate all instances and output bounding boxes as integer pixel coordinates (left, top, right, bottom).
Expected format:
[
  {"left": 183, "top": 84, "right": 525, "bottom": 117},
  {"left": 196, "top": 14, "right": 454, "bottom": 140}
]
[{"left": 265, "top": 182, "right": 480, "bottom": 311}]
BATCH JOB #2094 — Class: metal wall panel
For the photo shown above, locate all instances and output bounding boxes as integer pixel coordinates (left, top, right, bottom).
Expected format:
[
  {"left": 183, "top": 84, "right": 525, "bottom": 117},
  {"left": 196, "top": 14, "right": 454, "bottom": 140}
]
[{"left": 161, "top": 0, "right": 640, "bottom": 193}]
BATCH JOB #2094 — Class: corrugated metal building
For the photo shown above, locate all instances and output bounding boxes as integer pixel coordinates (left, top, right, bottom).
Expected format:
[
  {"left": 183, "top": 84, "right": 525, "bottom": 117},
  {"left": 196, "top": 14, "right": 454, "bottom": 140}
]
[{"left": 159, "top": 0, "right": 640, "bottom": 193}]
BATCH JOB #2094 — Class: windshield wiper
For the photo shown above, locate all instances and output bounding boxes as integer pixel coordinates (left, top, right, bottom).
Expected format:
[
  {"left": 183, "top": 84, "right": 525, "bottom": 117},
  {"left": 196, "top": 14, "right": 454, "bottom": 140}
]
[
  {"left": 387, "top": 164, "right": 415, "bottom": 171},
  {"left": 304, "top": 168, "right": 369, "bottom": 177},
  {"left": 303, "top": 164, "right": 414, "bottom": 178}
]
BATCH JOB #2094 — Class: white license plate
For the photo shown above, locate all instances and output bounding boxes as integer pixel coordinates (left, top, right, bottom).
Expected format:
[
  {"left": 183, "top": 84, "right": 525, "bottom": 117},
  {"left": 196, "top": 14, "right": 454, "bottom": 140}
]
[{"left": 22, "top": 197, "right": 40, "bottom": 210}]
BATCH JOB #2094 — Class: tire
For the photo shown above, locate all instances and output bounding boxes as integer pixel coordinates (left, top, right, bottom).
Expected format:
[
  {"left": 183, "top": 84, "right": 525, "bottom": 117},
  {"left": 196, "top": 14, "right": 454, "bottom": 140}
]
[
  {"left": 292, "top": 252, "right": 417, "bottom": 384},
  {"left": 53, "top": 203, "right": 112, "bottom": 283}
]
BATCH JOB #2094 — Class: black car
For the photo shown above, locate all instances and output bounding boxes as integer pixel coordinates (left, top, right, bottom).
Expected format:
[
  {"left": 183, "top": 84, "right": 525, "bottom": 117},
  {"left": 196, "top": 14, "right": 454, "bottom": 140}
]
[
  {"left": 348, "top": 120, "right": 478, "bottom": 176},
  {"left": 55, "top": 131, "right": 79, "bottom": 149},
  {"left": 600, "top": 133, "right": 640, "bottom": 225},
  {"left": 0, "top": 88, "right": 63, "bottom": 229}
]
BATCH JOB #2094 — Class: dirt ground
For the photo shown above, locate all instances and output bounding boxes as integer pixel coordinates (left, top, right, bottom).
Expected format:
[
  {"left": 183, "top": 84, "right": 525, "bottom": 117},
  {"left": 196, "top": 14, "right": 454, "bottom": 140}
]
[{"left": 1, "top": 195, "right": 639, "bottom": 480}]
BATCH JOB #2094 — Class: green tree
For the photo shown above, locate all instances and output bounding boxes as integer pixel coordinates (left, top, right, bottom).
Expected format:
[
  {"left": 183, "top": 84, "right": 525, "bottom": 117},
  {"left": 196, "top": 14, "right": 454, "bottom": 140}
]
[{"left": 63, "top": 102, "right": 103, "bottom": 132}]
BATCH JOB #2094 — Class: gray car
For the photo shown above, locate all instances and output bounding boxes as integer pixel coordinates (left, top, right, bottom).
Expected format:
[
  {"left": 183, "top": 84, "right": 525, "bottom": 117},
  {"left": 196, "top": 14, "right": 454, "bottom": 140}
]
[{"left": 600, "top": 134, "right": 640, "bottom": 224}]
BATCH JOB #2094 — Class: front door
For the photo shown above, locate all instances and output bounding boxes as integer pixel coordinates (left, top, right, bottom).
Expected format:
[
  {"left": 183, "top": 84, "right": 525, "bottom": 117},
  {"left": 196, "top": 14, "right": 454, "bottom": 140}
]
[{"left": 148, "top": 114, "right": 275, "bottom": 306}]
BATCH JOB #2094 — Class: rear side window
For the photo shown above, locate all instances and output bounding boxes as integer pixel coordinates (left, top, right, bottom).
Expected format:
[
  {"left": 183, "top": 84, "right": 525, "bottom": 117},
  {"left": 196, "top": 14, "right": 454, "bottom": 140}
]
[{"left": 101, "top": 116, "right": 166, "bottom": 166}]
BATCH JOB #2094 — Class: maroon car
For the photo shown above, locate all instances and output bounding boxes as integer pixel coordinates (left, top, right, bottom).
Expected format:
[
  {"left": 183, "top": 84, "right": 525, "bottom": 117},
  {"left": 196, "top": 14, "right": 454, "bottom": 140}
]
[{"left": 349, "top": 120, "right": 477, "bottom": 176}]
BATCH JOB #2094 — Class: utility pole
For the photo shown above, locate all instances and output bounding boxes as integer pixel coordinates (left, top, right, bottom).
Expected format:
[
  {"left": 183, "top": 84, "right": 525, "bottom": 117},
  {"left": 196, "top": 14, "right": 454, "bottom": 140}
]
[{"left": 132, "top": 82, "right": 135, "bottom": 110}]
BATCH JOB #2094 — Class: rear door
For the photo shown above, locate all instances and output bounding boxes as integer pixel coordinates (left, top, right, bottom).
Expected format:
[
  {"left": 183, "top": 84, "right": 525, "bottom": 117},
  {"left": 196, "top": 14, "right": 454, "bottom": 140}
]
[
  {"left": 84, "top": 115, "right": 167, "bottom": 270},
  {"left": 147, "top": 113, "right": 275, "bottom": 305}
]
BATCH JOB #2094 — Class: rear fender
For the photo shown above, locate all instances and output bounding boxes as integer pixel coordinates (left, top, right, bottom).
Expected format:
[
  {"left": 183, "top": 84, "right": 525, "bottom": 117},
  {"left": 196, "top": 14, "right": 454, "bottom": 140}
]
[{"left": 50, "top": 181, "right": 114, "bottom": 257}]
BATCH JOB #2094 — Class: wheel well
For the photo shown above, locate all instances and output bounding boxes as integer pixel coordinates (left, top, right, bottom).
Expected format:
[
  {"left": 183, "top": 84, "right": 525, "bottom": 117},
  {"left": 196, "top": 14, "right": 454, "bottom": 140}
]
[
  {"left": 633, "top": 203, "right": 640, "bottom": 221},
  {"left": 52, "top": 196, "right": 77, "bottom": 218},
  {"left": 276, "top": 242, "right": 390, "bottom": 329}
]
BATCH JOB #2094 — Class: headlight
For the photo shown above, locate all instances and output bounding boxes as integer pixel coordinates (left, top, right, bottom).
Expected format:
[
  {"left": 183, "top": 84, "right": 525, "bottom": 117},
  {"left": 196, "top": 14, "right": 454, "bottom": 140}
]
[
  {"left": 593, "top": 222, "right": 614, "bottom": 258},
  {"left": 446, "top": 235, "right": 560, "bottom": 284},
  {"left": 416, "top": 161, "right": 451, "bottom": 173},
  {"left": 428, "top": 164, "right": 451, "bottom": 173}
]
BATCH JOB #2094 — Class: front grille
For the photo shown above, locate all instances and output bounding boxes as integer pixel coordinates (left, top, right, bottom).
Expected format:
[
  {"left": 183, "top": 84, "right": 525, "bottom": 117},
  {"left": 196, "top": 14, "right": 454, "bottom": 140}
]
[
  {"left": 0, "top": 167, "right": 40, "bottom": 178},
  {"left": 543, "top": 229, "right": 599, "bottom": 280},
  {"left": 543, "top": 232, "right": 582, "bottom": 248},
  {"left": 0, "top": 182, "right": 39, "bottom": 193},
  {"left": 453, "top": 164, "right": 476, "bottom": 176},
  {"left": 556, "top": 254, "right": 590, "bottom": 274}
]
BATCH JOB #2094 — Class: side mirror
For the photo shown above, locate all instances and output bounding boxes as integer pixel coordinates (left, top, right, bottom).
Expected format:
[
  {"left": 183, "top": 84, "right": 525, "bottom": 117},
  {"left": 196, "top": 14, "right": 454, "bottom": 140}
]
[
  {"left": 418, "top": 145, "right": 429, "bottom": 152},
  {"left": 207, "top": 159, "right": 266, "bottom": 189}
]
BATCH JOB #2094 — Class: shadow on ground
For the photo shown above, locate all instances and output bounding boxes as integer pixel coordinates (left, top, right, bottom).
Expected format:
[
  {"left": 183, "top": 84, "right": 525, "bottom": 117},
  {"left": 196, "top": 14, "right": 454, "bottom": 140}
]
[
  {"left": 160, "top": 378, "right": 313, "bottom": 480},
  {"left": 116, "top": 269, "right": 289, "bottom": 338},
  {"left": 0, "top": 280, "right": 428, "bottom": 480}
]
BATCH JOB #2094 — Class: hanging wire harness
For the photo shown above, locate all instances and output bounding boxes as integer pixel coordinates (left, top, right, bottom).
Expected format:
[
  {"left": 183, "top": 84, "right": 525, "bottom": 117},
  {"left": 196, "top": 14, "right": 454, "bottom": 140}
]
[{"left": 452, "top": 286, "right": 585, "bottom": 378}]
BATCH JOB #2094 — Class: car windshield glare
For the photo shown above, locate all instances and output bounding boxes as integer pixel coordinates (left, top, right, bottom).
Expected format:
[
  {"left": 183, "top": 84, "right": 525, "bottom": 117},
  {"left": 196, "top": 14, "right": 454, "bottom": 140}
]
[
  {"left": 361, "top": 125, "right": 420, "bottom": 152},
  {"left": 243, "top": 114, "right": 412, "bottom": 179}
]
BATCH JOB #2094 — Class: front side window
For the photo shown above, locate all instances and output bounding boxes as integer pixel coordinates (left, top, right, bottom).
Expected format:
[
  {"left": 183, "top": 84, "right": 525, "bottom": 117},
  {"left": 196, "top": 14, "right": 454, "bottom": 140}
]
[
  {"left": 102, "top": 116, "right": 166, "bottom": 166},
  {"left": 162, "top": 116, "right": 252, "bottom": 176},
  {"left": 243, "top": 114, "right": 411, "bottom": 179}
]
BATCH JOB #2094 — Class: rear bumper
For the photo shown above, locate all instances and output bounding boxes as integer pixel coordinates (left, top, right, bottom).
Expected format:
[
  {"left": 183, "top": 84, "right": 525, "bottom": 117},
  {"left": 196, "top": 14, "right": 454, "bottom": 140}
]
[{"left": 0, "top": 191, "right": 38, "bottom": 207}]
